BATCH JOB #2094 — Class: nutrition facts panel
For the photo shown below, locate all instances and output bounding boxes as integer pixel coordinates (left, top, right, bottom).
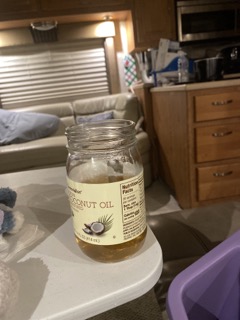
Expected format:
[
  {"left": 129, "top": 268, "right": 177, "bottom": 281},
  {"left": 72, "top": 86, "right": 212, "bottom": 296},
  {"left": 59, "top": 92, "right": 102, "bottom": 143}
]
[{"left": 120, "top": 171, "right": 146, "bottom": 241}]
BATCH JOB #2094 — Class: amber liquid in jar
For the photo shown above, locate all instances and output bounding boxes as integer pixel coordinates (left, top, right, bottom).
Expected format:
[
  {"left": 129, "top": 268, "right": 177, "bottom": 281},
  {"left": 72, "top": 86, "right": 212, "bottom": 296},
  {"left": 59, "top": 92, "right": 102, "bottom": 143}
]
[
  {"left": 75, "top": 226, "right": 147, "bottom": 263},
  {"left": 69, "top": 173, "right": 147, "bottom": 263}
]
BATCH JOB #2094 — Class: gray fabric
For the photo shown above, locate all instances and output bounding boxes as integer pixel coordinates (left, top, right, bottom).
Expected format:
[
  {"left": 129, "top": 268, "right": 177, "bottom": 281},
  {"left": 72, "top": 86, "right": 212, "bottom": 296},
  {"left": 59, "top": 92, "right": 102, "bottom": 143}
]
[
  {"left": 0, "top": 109, "right": 59, "bottom": 145},
  {"left": 88, "top": 289, "right": 163, "bottom": 320},
  {"left": 73, "top": 93, "right": 141, "bottom": 124},
  {"left": 76, "top": 111, "right": 113, "bottom": 124}
]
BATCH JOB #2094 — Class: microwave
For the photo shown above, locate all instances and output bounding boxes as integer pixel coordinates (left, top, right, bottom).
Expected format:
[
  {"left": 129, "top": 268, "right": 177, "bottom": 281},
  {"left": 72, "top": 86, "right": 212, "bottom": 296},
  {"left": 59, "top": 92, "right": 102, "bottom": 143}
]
[{"left": 177, "top": 0, "right": 240, "bottom": 43}]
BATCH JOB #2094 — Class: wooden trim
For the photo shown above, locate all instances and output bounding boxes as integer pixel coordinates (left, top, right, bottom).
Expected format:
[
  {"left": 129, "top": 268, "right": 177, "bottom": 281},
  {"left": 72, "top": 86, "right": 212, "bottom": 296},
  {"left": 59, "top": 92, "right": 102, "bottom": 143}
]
[{"left": 104, "top": 37, "right": 120, "bottom": 94}]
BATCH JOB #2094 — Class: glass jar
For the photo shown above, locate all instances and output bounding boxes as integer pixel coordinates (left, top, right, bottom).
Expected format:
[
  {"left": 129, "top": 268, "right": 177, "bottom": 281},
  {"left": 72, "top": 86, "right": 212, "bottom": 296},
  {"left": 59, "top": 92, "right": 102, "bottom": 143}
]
[{"left": 65, "top": 119, "right": 147, "bottom": 263}]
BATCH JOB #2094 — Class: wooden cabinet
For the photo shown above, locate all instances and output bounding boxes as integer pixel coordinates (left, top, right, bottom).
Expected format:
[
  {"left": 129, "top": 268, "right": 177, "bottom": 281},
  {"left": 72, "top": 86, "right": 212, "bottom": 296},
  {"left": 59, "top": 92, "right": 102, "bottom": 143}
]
[
  {"left": 152, "top": 84, "right": 240, "bottom": 208},
  {"left": 40, "top": 0, "right": 130, "bottom": 14},
  {"left": 42, "top": 0, "right": 177, "bottom": 51},
  {"left": 41, "top": 0, "right": 177, "bottom": 51},
  {"left": 0, "top": 0, "right": 131, "bottom": 24},
  {"left": 0, "top": 0, "right": 39, "bottom": 20},
  {"left": 195, "top": 124, "right": 240, "bottom": 162},
  {"left": 129, "top": 0, "right": 176, "bottom": 51},
  {"left": 0, "top": 0, "right": 176, "bottom": 52},
  {"left": 0, "top": 0, "right": 37, "bottom": 12},
  {"left": 133, "top": 83, "right": 159, "bottom": 179},
  {"left": 194, "top": 92, "right": 240, "bottom": 121},
  {"left": 197, "top": 163, "right": 240, "bottom": 201}
]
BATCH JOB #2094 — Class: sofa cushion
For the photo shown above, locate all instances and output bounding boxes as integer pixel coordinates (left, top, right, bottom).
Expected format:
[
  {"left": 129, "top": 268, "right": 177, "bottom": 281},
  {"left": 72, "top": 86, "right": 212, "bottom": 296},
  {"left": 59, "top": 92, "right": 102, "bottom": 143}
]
[
  {"left": 0, "top": 136, "right": 67, "bottom": 173},
  {"left": 72, "top": 93, "right": 142, "bottom": 124},
  {"left": 0, "top": 109, "right": 60, "bottom": 145},
  {"left": 76, "top": 111, "right": 113, "bottom": 124}
]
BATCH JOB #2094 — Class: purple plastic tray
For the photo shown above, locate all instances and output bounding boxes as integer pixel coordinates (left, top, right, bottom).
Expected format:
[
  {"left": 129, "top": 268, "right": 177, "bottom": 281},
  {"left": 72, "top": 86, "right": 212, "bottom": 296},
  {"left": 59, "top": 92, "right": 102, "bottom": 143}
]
[{"left": 166, "top": 230, "right": 240, "bottom": 320}]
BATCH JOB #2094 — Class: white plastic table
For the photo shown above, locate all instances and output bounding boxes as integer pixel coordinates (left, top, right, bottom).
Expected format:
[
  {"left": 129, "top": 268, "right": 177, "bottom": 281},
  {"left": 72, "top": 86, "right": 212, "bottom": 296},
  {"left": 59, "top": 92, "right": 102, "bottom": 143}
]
[{"left": 1, "top": 167, "right": 163, "bottom": 320}]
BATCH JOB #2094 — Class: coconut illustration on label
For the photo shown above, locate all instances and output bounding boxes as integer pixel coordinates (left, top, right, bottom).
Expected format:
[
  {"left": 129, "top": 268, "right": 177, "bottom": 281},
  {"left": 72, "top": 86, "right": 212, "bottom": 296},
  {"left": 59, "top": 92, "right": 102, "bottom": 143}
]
[{"left": 83, "top": 214, "right": 113, "bottom": 236}]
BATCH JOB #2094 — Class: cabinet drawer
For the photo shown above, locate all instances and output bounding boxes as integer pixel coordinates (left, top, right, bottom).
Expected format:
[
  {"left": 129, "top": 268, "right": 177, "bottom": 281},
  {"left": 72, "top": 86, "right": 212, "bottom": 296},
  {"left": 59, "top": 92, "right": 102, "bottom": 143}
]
[
  {"left": 194, "top": 92, "right": 240, "bottom": 122},
  {"left": 195, "top": 124, "right": 240, "bottom": 162},
  {"left": 197, "top": 163, "right": 240, "bottom": 201}
]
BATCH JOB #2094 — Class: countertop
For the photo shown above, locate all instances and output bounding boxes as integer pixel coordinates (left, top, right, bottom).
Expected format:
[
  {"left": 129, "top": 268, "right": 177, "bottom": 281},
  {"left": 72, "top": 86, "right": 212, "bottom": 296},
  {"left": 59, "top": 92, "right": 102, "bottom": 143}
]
[
  {"left": 133, "top": 78, "right": 240, "bottom": 92},
  {"left": 151, "top": 78, "right": 240, "bottom": 92}
]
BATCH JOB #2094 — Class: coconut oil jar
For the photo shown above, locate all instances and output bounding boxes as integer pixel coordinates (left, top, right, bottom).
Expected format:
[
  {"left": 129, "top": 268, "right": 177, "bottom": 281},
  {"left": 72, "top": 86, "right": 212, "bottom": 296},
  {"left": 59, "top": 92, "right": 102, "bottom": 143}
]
[{"left": 65, "top": 119, "right": 147, "bottom": 263}]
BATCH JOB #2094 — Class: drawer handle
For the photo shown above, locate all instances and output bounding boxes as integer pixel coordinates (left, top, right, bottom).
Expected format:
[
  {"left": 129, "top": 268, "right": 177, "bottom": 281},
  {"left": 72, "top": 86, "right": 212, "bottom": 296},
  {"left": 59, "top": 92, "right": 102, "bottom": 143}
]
[
  {"left": 212, "top": 131, "right": 232, "bottom": 137},
  {"left": 213, "top": 171, "right": 233, "bottom": 177},
  {"left": 212, "top": 99, "right": 233, "bottom": 106}
]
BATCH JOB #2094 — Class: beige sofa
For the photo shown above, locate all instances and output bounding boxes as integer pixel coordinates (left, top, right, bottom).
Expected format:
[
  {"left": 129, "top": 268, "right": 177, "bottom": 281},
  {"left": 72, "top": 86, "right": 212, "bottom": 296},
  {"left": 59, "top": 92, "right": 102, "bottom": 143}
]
[{"left": 0, "top": 93, "right": 153, "bottom": 187}]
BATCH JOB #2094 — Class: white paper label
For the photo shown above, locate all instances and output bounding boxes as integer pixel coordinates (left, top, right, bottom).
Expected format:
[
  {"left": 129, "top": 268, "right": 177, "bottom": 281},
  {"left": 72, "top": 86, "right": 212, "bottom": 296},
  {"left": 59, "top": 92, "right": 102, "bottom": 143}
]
[{"left": 67, "top": 170, "right": 146, "bottom": 245}]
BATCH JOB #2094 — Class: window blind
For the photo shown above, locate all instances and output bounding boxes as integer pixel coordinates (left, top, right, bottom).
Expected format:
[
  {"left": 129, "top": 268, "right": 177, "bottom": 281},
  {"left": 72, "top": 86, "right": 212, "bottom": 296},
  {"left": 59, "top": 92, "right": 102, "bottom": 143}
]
[{"left": 0, "top": 39, "right": 110, "bottom": 109}]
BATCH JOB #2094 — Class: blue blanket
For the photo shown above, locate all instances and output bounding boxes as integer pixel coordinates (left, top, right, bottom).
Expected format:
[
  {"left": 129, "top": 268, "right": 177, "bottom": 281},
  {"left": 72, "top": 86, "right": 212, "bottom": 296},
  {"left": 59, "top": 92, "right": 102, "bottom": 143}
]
[{"left": 0, "top": 109, "right": 60, "bottom": 145}]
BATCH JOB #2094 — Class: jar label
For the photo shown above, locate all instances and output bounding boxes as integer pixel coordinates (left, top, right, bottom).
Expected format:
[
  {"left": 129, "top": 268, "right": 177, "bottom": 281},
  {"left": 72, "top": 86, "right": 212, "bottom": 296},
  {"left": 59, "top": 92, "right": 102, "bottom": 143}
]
[{"left": 67, "top": 170, "right": 146, "bottom": 245}]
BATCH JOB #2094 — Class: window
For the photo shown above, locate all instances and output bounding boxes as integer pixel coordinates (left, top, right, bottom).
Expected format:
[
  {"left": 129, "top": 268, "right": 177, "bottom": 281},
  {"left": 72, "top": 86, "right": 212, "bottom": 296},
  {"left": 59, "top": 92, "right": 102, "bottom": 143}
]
[{"left": 0, "top": 39, "right": 110, "bottom": 109}]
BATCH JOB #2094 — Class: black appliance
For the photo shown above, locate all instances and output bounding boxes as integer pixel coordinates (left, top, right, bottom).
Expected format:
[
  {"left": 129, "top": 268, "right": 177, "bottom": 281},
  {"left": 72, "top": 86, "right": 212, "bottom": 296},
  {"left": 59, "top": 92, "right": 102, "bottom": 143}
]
[
  {"left": 219, "top": 46, "right": 240, "bottom": 78},
  {"left": 194, "top": 57, "right": 224, "bottom": 82},
  {"left": 176, "top": 0, "right": 240, "bottom": 43}
]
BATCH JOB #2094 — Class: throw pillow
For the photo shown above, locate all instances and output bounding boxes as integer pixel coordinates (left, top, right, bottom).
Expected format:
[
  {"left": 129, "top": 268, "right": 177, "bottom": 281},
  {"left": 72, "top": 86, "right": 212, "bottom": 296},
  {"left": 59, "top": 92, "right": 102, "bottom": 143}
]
[
  {"left": 76, "top": 111, "right": 113, "bottom": 124},
  {"left": 0, "top": 109, "right": 60, "bottom": 145}
]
